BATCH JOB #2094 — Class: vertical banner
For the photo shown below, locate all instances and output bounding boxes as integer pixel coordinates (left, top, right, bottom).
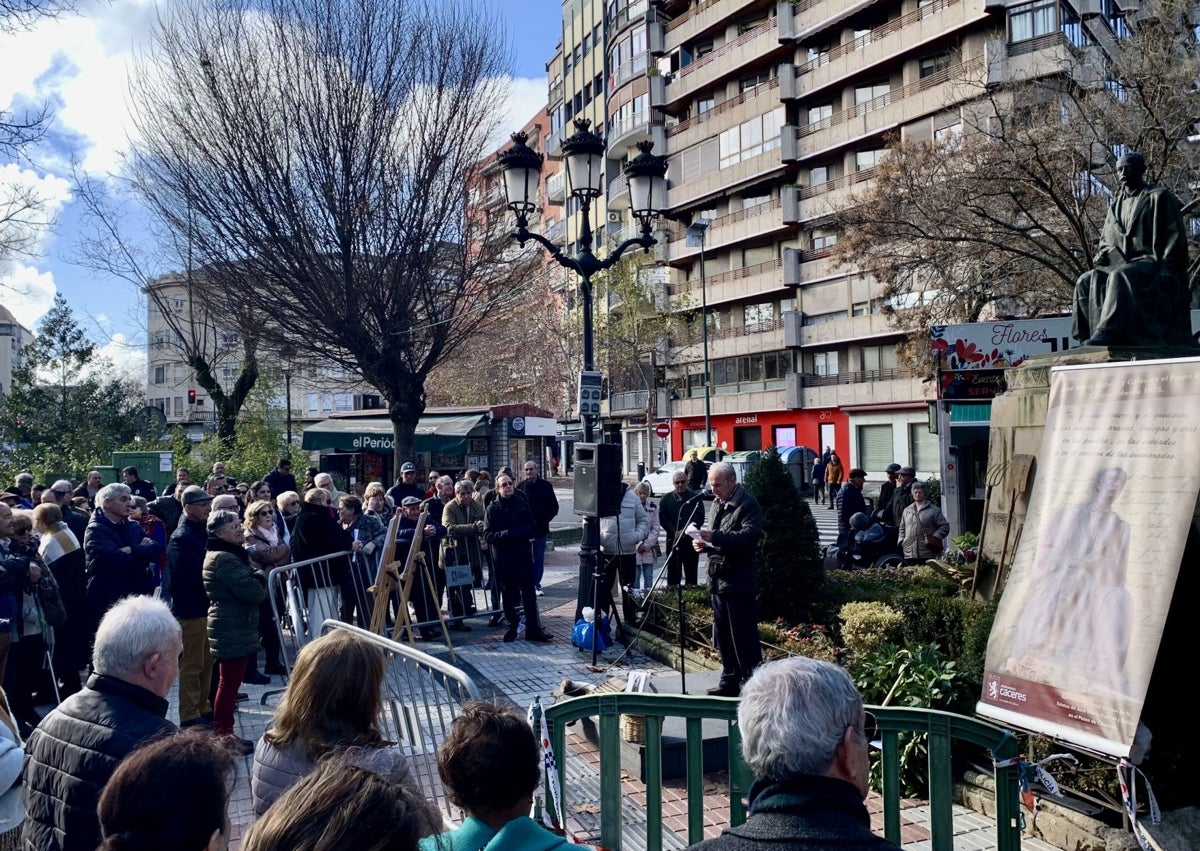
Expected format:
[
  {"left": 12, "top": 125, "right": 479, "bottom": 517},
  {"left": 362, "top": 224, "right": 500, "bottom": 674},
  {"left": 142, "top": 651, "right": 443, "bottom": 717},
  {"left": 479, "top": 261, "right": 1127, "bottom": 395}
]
[{"left": 979, "top": 357, "right": 1200, "bottom": 758}]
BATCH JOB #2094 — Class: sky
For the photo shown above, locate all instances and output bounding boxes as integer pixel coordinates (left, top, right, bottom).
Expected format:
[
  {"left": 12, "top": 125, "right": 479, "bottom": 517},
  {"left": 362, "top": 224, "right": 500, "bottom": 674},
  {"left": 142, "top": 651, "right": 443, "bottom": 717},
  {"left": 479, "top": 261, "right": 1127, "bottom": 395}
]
[{"left": 0, "top": 0, "right": 565, "bottom": 379}]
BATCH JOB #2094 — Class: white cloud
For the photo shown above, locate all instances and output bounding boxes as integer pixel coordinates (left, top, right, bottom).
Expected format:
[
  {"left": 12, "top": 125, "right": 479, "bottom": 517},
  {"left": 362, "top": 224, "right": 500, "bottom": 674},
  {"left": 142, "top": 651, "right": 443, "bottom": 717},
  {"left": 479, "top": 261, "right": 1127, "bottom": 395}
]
[
  {"left": 487, "top": 75, "right": 549, "bottom": 152},
  {"left": 93, "top": 331, "right": 146, "bottom": 384},
  {"left": 0, "top": 264, "right": 57, "bottom": 328}
]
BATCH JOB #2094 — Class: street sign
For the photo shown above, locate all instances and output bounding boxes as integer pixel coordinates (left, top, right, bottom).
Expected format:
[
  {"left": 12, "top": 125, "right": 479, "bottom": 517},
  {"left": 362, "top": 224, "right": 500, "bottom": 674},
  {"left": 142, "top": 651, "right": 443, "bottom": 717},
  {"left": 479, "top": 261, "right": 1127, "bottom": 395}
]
[{"left": 654, "top": 421, "right": 671, "bottom": 438}]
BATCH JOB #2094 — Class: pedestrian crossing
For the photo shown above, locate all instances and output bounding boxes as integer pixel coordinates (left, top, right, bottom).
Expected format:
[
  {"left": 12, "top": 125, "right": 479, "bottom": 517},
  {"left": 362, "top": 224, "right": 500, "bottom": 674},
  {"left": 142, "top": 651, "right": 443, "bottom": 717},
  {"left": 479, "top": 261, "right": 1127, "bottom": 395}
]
[{"left": 806, "top": 495, "right": 841, "bottom": 548}]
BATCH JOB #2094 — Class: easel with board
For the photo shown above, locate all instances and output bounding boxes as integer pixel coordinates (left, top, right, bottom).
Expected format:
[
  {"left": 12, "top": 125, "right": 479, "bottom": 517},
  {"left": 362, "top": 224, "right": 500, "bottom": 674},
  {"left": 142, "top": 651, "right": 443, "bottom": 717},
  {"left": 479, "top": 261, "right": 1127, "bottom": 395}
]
[{"left": 368, "top": 506, "right": 456, "bottom": 660}]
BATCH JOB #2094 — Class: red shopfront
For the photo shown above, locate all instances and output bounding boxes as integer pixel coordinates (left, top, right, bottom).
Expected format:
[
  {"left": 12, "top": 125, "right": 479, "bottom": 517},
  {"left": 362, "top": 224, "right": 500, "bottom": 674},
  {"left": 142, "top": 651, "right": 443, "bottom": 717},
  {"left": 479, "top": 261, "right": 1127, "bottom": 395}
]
[{"left": 668, "top": 408, "right": 850, "bottom": 463}]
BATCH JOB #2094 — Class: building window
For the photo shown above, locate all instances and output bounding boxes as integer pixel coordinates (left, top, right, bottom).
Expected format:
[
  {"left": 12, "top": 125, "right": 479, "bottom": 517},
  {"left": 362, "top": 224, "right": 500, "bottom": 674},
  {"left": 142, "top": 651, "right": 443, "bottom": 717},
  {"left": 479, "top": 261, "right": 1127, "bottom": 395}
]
[
  {"left": 855, "top": 149, "right": 888, "bottom": 171},
  {"left": 808, "top": 104, "right": 833, "bottom": 127},
  {"left": 813, "top": 351, "right": 839, "bottom": 376},
  {"left": 1008, "top": 0, "right": 1056, "bottom": 42},
  {"left": 909, "top": 422, "right": 939, "bottom": 472},
  {"left": 861, "top": 344, "right": 898, "bottom": 372},
  {"left": 919, "top": 54, "right": 951, "bottom": 78},
  {"left": 744, "top": 303, "right": 773, "bottom": 328},
  {"left": 697, "top": 96, "right": 714, "bottom": 114},
  {"left": 153, "top": 365, "right": 166, "bottom": 384},
  {"left": 857, "top": 424, "right": 895, "bottom": 472},
  {"left": 808, "top": 165, "right": 829, "bottom": 186},
  {"left": 740, "top": 72, "right": 770, "bottom": 94},
  {"left": 174, "top": 396, "right": 184, "bottom": 415},
  {"left": 854, "top": 82, "right": 891, "bottom": 115},
  {"left": 812, "top": 232, "right": 838, "bottom": 250},
  {"left": 719, "top": 108, "right": 784, "bottom": 168}
]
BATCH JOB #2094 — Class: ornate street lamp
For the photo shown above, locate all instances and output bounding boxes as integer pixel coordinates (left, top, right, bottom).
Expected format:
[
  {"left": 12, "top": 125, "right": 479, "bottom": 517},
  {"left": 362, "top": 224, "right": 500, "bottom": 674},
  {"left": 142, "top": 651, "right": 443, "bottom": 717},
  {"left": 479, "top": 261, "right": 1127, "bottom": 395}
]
[{"left": 497, "top": 119, "right": 668, "bottom": 652}]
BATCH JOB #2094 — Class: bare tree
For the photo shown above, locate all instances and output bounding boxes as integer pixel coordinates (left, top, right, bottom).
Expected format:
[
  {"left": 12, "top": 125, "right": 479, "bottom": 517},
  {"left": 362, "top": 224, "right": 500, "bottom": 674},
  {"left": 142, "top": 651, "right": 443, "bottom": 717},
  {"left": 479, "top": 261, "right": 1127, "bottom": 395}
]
[
  {"left": 835, "top": 0, "right": 1200, "bottom": 363},
  {"left": 71, "top": 173, "right": 261, "bottom": 445},
  {"left": 127, "top": 0, "right": 533, "bottom": 469}
]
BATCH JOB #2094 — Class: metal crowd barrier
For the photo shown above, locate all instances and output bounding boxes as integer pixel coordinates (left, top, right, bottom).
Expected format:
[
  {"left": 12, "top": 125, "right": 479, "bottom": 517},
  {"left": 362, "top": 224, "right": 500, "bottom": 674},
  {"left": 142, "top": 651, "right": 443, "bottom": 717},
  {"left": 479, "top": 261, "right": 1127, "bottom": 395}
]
[{"left": 318, "top": 619, "right": 481, "bottom": 825}]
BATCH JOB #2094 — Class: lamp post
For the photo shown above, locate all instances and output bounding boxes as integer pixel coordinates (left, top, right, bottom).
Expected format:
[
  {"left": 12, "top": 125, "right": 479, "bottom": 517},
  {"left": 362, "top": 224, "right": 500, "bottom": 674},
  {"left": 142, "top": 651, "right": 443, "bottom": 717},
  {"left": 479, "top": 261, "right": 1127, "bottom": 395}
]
[
  {"left": 498, "top": 118, "right": 669, "bottom": 633},
  {"left": 686, "top": 219, "right": 712, "bottom": 446}
]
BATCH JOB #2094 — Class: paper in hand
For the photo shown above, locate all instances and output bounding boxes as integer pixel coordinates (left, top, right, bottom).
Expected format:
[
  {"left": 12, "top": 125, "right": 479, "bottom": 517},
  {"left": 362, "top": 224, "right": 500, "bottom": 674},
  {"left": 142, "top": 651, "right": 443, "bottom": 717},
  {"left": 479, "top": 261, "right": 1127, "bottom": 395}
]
[{"left": 686, "top": 523, "right": 709, "bottom": 548}]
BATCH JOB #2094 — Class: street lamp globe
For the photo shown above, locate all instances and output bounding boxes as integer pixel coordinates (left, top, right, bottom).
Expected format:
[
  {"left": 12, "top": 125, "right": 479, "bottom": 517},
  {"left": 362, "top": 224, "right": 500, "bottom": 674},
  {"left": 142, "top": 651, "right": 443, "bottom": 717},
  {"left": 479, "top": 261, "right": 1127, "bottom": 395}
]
[
  {"left": 624, "top": 139, "right": 668, "bottom": 227},
  {"left": 560, "top": 118, "right": 606, "bottom": 199},
  {"left": 497, "top": 131, "right": 543, "bottom": 218}
]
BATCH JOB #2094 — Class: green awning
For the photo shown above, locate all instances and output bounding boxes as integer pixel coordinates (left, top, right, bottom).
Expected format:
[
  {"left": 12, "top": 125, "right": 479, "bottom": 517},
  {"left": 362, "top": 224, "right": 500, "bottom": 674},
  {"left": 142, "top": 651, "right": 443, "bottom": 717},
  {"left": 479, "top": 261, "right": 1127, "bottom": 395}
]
[
  {"left": 949, "top": 402, "right": 991, "bottom": 424},
  {"left": 301, "top": 413, "right": 487, "bottom": 454}
]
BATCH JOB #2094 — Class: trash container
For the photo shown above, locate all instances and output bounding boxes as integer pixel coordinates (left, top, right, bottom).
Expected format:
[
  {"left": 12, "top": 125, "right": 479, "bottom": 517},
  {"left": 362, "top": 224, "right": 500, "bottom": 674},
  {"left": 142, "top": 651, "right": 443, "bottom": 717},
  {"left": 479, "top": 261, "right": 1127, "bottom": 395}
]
[{"left": 779, "top": 446, "right": 817, "bottom": 495}]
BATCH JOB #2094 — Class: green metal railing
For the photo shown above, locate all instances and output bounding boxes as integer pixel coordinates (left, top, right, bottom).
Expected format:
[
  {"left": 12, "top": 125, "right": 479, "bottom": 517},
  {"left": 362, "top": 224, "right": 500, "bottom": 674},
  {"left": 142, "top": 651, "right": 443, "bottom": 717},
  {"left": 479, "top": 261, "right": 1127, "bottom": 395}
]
[{"left": 542, "top": 694, "right": 1021, "bottom": 851}]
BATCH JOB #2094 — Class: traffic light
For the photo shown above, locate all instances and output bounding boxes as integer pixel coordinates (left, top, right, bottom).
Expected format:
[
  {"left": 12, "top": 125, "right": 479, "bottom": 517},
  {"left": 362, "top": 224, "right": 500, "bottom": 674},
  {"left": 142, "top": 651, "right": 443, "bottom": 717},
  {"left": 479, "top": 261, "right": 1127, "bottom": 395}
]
[{"left": 187, "top": 389, "right": 197, "bottom": 405}]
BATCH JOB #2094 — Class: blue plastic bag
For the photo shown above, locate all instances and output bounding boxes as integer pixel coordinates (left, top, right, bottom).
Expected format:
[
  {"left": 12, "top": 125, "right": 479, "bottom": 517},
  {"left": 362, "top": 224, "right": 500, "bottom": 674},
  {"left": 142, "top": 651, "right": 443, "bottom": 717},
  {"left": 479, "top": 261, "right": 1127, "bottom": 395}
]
[{"left": 572, "top": 617, "right": 608, "bottom": 652}]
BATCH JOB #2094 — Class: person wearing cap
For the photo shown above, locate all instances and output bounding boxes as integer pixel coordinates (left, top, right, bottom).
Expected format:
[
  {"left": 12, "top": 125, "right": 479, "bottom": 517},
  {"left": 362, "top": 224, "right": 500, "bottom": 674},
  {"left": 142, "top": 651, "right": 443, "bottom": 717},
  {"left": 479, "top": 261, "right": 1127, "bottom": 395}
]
[
  {"left": 167, "top": 485, "right": 217, "bottom": 727},
  {"left": 835, "top": 469, "right": 868, "bottom": 550},
  {"left": 395, "top": 495, "right": 446, "bottom": 641},
  {"left": 877, "top": 464, "right": 902, "bottom": 526},
  {"left": 891, "top": 466, "right": 917, "bottom": 527},
  {"left": 387, "top": 463, "right": 426, "bottom": 508},
  {"left": 483, "top": 474, "right": 552, "bottom": 643},
  {"left": 0, "top": 491, "right": 19, "bottom": 508}
]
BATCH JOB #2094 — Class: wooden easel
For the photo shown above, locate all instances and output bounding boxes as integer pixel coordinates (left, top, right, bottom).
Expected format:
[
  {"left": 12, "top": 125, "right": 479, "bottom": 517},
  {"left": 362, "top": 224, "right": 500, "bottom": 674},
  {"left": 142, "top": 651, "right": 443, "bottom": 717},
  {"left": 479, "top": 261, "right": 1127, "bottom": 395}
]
[{"left": 368, "top": 505, "right": 455, "bottom": 659}]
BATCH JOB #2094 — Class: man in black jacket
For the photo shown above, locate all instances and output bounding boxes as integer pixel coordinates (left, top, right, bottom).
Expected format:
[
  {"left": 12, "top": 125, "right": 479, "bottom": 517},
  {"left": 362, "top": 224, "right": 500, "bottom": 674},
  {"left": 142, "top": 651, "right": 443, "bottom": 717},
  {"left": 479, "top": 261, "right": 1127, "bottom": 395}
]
[
  {"left": 693, "top": 462, "right": 762, "bottom": 697},
  {"left": 83, "top": 483, "right": 164, "bottom": 640},
  {"left": 122, "top": 466, "right": 157, "bottom": 501},
  {"left": 684, "top": 657, "right": 899, "bottom": 851},
  {"left": 147, "top": 482, "right": 184, "bottom": 536},
  {"left": 166, "top": 485, "right": 215, "bottom": 727},
  {"left": 22, "top": 595, "right": 181, "bottom": 851},
  {"left": 658, "top": 470, "right": 703, "bottom": 586},
  {"left": 515, "top": 462, "right": 558, "bottom": 596},
  {"left": 484, "top": 475, "right": 552, "bottom": 643},
  {"left": 263, "top": 457, "right": 298, "bottom": 498},
  {"left": 836, "top": 469, "right": 868, "bottom": 550},
  {"left": 396, "top": 495, "right": 446, "bottom": 640}
]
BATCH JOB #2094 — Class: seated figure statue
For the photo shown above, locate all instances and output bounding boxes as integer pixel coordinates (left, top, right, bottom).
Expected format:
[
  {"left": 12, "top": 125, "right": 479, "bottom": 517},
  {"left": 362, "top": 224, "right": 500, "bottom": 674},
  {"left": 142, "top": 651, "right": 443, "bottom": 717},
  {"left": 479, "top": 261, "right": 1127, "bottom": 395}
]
[{"left": 1073, "top": 152, "right": 1193, "bottom": 347}]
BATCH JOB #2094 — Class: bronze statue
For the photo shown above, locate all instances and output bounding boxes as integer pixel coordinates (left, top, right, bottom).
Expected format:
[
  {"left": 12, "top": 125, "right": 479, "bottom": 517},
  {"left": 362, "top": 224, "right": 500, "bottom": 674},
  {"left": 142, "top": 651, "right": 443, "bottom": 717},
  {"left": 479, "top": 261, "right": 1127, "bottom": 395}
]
[{"left": 1072, "top": 152, "right": 1193, "bottom": 347}]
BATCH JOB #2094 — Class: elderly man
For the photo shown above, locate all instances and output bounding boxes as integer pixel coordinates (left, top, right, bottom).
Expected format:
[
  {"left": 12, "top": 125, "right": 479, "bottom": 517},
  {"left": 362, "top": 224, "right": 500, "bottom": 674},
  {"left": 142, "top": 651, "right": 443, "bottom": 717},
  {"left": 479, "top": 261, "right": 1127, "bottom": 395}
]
[
  {"left": 205, "top": 474, "right": 228, "bottom": 497},
  {"left": 166, "top": 486, "right": 216, "bottom": 728},
  {"left": 658, "top": 470, "right": 703, "bottom": 586},
  {"left": 22, "top": 595, "right": 181, "bottom": 851},
  {"left": 515, "top": 462, "right": 559, "bottom": 596},
  {"left": 147, "top": 481, "right": 184, "bottom": 536},
  {"left": 877, "top": 464, "right": 902, "bottom": 526},
  {"left": 83, "top": 483, "right": 165, "bottom": 636},
  {"left": 836, "top": 469, "right": 868, "bottom": 550},
  {"left": 484, "top": 475, "right": 552, "bottom": 643},
  {"left": 396, "top": 495, "right": 446, "bottom": 641},
  {"left": 313, "top": 472, "right": 345, "bottom": 508},
  {"left": 684, "top": 657, "right": 899, "bottom": 851},
  {"left": 442, "top": 479, "right": 488, "bottom": 628},
  {"left": 13, "top": 472, "right": 34, "bottom": 508},
  {"left": 46, "top": 479, "right": 90, "bottom": 542},
  {"left": 72, "top": 470, "right": 103, "bottom": 509},
  {"left": 694, "top": 462, "right": 762, "bottom": 697}
]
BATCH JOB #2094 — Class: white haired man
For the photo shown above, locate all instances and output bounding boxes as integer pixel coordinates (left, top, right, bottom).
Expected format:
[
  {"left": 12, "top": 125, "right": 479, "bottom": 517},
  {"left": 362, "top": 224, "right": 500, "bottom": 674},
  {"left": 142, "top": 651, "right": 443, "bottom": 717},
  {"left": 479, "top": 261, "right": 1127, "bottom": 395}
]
[
  {"left": 693, "top": 461, "right": 762, "bottom": 697},
  {"left": 83, "top": 483, "right": 165, "bottom": 638},
  {"left": 46, "top": 478, "right": 90, "bottom": 542},
  {"left": 684, "top": 657, "right": 899, "bottom": 851},
  {"left": 22, "top": 595, "right": 181, "bottom": 851}
]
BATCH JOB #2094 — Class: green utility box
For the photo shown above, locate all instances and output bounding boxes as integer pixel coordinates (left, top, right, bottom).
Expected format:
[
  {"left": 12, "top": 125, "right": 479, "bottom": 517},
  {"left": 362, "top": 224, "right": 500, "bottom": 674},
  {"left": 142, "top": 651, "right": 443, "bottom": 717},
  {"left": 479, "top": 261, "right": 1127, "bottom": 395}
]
[{"left": 111, "top": 451, "right": 175, "bottom": 497}]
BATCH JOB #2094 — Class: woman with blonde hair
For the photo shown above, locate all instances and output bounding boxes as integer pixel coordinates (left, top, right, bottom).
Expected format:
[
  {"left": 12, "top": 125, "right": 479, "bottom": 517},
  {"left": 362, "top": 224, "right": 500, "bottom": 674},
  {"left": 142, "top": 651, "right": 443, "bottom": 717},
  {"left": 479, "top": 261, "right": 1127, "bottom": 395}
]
[
  {"left": 244, "top": 499, "right": 289, "bottom": 679},
  {"left": 250, "top": 629, "right": 426, "bottom": 817},
  {"left": 33, "top": 503, "right": 87, "bottom": 698}
]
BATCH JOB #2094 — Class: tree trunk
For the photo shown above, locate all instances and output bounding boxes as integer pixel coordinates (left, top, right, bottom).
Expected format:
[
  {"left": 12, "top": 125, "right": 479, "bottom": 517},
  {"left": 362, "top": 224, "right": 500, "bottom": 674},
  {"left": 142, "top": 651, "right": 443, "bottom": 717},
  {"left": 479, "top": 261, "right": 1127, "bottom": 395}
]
[{"left": 388, "top": 402, "right": 421, "bottom": 473}]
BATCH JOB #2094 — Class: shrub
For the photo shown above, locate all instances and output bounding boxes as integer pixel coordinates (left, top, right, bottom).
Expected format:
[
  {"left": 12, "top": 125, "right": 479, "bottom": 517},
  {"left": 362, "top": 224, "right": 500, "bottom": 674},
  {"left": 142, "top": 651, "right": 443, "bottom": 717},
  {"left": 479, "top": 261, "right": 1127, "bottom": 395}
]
[
  {"left": 839, "top": 602, "right": 904, "bottom": 657},
  {"left": 743, "top": 447, "right": 824, "bottom": 623},
  {"left": 758, "top": 620, "right": 840, "bottom": 663},
  {"left": 850, "top": 642, "right": 968, "bottom": 796}
]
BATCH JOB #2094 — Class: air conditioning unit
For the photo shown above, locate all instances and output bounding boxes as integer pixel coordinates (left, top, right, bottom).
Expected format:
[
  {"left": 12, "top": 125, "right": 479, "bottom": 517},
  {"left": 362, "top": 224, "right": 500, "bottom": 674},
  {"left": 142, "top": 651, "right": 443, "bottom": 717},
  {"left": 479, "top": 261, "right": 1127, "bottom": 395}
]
[{"left": 607, "top": 212, "right": 621, "bottom": 223}]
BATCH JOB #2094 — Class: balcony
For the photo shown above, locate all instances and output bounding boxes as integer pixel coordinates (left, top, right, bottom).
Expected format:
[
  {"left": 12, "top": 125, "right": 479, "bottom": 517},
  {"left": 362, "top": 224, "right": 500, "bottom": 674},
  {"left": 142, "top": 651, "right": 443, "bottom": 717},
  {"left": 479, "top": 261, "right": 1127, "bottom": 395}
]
[
  {"left": 608, "top": 0, "right": 650, "bottom": 32},
  {"left": 796, "top": 0, "right": 978, "bottom": 99},
  {"left": 986, "top": 32, "right": 1085, "bottom": 87},
  {"left": 670, "top": 387, "right": 788, "bottom": 418},
  {"left": 673, "top": 318, "right": 787, "bottom": 360},
  {"left": 611, "top": 53, "right": 652, "bottom": 91},
  {"left": 781, "top": 168, "right": 876, "bottom": 224},
  {"left": 546, "top": 170, "right": 567, "bottom": 204},
  {"left": 667, "top": 257, "right": 785, "bottom": 309},
  {"left": 666, "top": 78, "right": 779, "bottom": 150},
  {"left": 783, "top": 246, "right": 841, "bottom": 286},
  {"left": 549, "top": 79, "right": 564, "bottom": 108},
  {"left": 666, "top": 147, "right": 789, "bottom": 211},
  {"left": 607, "top": 110, "right": 666, "bottom": 151},
  {"left": 781, "top": 56, "right": 985, "bottom": 161},
  {"left": 661, "top": 18, "right": 785, "bottom": 111},
  {"left": 777, "top": 0, "right": 893, "bottom": 43},
  {"left": 664, "top": 197, "right": 787, "bottom": 264},
  {"left": 545, "top": 218, "right": 567, "bottom": 246},
  {"left": 664, "top": 0, "right": 746, "bottom": 46},
  {"left": 607, "top": 389, "right": 650, "bottom": 416},
  {"left": 786, "top": 368, "right": 927, "bottom": 409},
  {"left": 783, "top": 309, "right": 897, "bottom": 347}
]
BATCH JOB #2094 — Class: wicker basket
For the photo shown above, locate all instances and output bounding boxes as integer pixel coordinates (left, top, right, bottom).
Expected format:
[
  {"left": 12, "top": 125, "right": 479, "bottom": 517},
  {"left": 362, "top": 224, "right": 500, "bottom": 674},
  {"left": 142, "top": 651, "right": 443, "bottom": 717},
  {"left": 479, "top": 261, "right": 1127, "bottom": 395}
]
[{"left": 620, "top": 712, "right": 646, "bottom": 744}]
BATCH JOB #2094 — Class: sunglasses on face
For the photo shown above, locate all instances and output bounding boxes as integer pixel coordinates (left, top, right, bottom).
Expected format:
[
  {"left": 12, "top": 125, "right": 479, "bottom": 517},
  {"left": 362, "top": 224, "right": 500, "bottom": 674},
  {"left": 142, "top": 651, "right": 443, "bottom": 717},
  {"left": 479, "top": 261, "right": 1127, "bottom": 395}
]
[{"left": 257, "top": 510, "right": 273, "bottom": 517}]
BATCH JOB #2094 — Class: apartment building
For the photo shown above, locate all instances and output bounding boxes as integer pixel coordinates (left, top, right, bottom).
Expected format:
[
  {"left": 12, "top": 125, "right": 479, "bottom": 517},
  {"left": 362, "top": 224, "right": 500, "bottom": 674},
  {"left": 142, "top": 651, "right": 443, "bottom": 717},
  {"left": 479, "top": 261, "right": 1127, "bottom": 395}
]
[
  {"left": 145, "top": 274, "right": 382, "bottom": 439},
  {"left": 590, "top": 0, "right": 1113, "bottom": 483},
  {"left": 0, "top": 304, "right": 32, "bottom": 397}
]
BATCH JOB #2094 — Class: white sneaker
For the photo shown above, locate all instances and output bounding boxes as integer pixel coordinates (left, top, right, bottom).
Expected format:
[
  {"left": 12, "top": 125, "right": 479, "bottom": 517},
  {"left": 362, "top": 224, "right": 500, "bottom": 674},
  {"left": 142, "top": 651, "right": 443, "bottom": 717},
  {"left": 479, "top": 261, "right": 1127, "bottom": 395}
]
[{"left": 535, "top": 587, "right": 545, "bottom": 597}]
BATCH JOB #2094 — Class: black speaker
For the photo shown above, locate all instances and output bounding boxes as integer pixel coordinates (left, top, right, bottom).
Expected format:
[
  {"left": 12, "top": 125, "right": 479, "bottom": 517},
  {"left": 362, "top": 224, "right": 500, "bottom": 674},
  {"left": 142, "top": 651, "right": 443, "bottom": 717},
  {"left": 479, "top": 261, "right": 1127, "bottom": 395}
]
[{"left": 573, "top": 443, "right": 623, "bottom": 518}]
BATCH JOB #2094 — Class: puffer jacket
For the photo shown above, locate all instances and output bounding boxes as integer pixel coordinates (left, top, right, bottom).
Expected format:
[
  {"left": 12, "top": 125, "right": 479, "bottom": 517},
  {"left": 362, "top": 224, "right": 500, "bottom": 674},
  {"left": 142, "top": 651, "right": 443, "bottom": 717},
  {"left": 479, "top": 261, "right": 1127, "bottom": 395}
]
[
  {"left": 636, "top": 498, "right": 660, "bottom": 566},
  {"left": 250, "top": 737, "right": 420, "bottom": 817},
  {"left": 166, "top": 517, "right": 209, "bottom": 620},
  {"left": 20, "top": 674, "right": 175, "bottom": 851},
  {"left": 599, "top": 486, "right": 648, "bottom": 556},
  {"left": 897, "top": 501, "right": 950, "bottom": 561},
  {"left": 203, "top": 538, "right": 267, "bottom": 661},
  {"left": 83, "top": 511, "right": 162, "bottom": 617}
]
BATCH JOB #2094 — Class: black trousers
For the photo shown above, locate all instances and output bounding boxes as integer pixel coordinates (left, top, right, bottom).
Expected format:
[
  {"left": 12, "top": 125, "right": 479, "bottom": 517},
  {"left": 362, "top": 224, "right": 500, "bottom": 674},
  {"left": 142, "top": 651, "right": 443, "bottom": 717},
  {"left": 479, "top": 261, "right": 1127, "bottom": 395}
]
[
  {"left": 601, "top": 553, "right": 638, "bottom": 626},
  {"left": 711, "top": 590, "right": 762, "bottom": 689},
  {"left": 665, "top": 541, "right": 699, "bottom": 586},
  {"left": 499, "top": 574, "right": 543, "bottom": 634}
]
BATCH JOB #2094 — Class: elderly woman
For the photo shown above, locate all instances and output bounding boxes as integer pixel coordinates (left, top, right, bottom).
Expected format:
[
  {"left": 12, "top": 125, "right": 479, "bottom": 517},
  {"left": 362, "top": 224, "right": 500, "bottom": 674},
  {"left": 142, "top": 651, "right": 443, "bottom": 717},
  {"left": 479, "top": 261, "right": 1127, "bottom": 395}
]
[
  {"left": 250, "top": 630, "right": 432, "bottom": 819},
  {"left": 897, "top": 481, "right": 950, "bottom": 564},
  {"left": 442, "top": 480, "right": 487, "bottom": 629},
  {"left": 203, "top": 508, "right": 267, "bottom": 753},
  {"left": 363, "top": 483, "right": 393, "bottom": 523},
  {"left": 632, "top": 482, "right": 661, "bottom": 594},
  {"left": 337, "top": 495, "right": 387, "bottom": 628},
  {"left": 244, "top": 499, "right": 290, "bottom": 679},
  {"left": 131, "top": 495, "right": 168, "bottom": 588},
  {"left": 3, "top": 512, "right": 51, "bottom": 735},
  {"left": 33, "top": 503, "right": 87, "bottom": 699},
  {"left": 276, "top": 491, "right": 302, "bottom": 536}
]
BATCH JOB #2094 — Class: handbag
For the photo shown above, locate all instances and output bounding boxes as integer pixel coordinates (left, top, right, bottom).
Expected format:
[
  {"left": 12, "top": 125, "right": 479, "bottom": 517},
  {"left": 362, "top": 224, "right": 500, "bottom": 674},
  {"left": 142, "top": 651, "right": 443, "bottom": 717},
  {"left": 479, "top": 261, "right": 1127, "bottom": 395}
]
[
  {"left": 923, "top": 533, "right": 944, "bottom": 554},
  {"left": 35, "top": 570, "right": 69, "bottom": 628}
]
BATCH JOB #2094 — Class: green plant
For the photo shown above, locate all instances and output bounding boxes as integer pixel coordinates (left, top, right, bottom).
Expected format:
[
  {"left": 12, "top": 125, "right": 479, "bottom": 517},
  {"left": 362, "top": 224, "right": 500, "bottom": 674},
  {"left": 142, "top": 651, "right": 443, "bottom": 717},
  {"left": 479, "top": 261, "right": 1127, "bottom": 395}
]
[
  {"left": 839, "top": 602, "right": 904, "bottom": 656},
  {"left": 758, "top": 620, "right": 840, "bottom": 663},
  {"left": 743, "top": 447, "right": 824, "bottom": 623},
  {"left": 851, "top": 642, "right": 967, "bottom": 796},
  {"left": 923, "top": 475, "right": 941, "bottom": 505}
]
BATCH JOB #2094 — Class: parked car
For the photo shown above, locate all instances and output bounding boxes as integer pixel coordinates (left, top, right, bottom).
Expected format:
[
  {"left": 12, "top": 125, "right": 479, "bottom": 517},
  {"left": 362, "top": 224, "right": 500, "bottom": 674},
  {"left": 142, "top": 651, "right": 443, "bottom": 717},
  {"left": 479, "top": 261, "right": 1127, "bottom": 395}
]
[{"left": 640, "top": 461, "right": 688, "bottom": 496}]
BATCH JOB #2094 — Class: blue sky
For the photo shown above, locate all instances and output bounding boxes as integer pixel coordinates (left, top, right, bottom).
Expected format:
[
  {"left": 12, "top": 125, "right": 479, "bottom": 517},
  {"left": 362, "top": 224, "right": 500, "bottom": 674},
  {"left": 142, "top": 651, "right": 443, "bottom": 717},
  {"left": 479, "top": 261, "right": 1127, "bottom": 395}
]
[{"left": 0, "top": 0, "right": 564, "bottom": 377}]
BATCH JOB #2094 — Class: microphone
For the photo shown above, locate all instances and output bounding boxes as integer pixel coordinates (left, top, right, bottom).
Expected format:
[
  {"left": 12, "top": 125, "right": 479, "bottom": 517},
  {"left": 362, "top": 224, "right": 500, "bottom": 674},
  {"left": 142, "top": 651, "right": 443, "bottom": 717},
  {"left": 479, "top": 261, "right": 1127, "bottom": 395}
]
[{"left": 684, "top": 485, "right": 715, "bottom": 505}]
